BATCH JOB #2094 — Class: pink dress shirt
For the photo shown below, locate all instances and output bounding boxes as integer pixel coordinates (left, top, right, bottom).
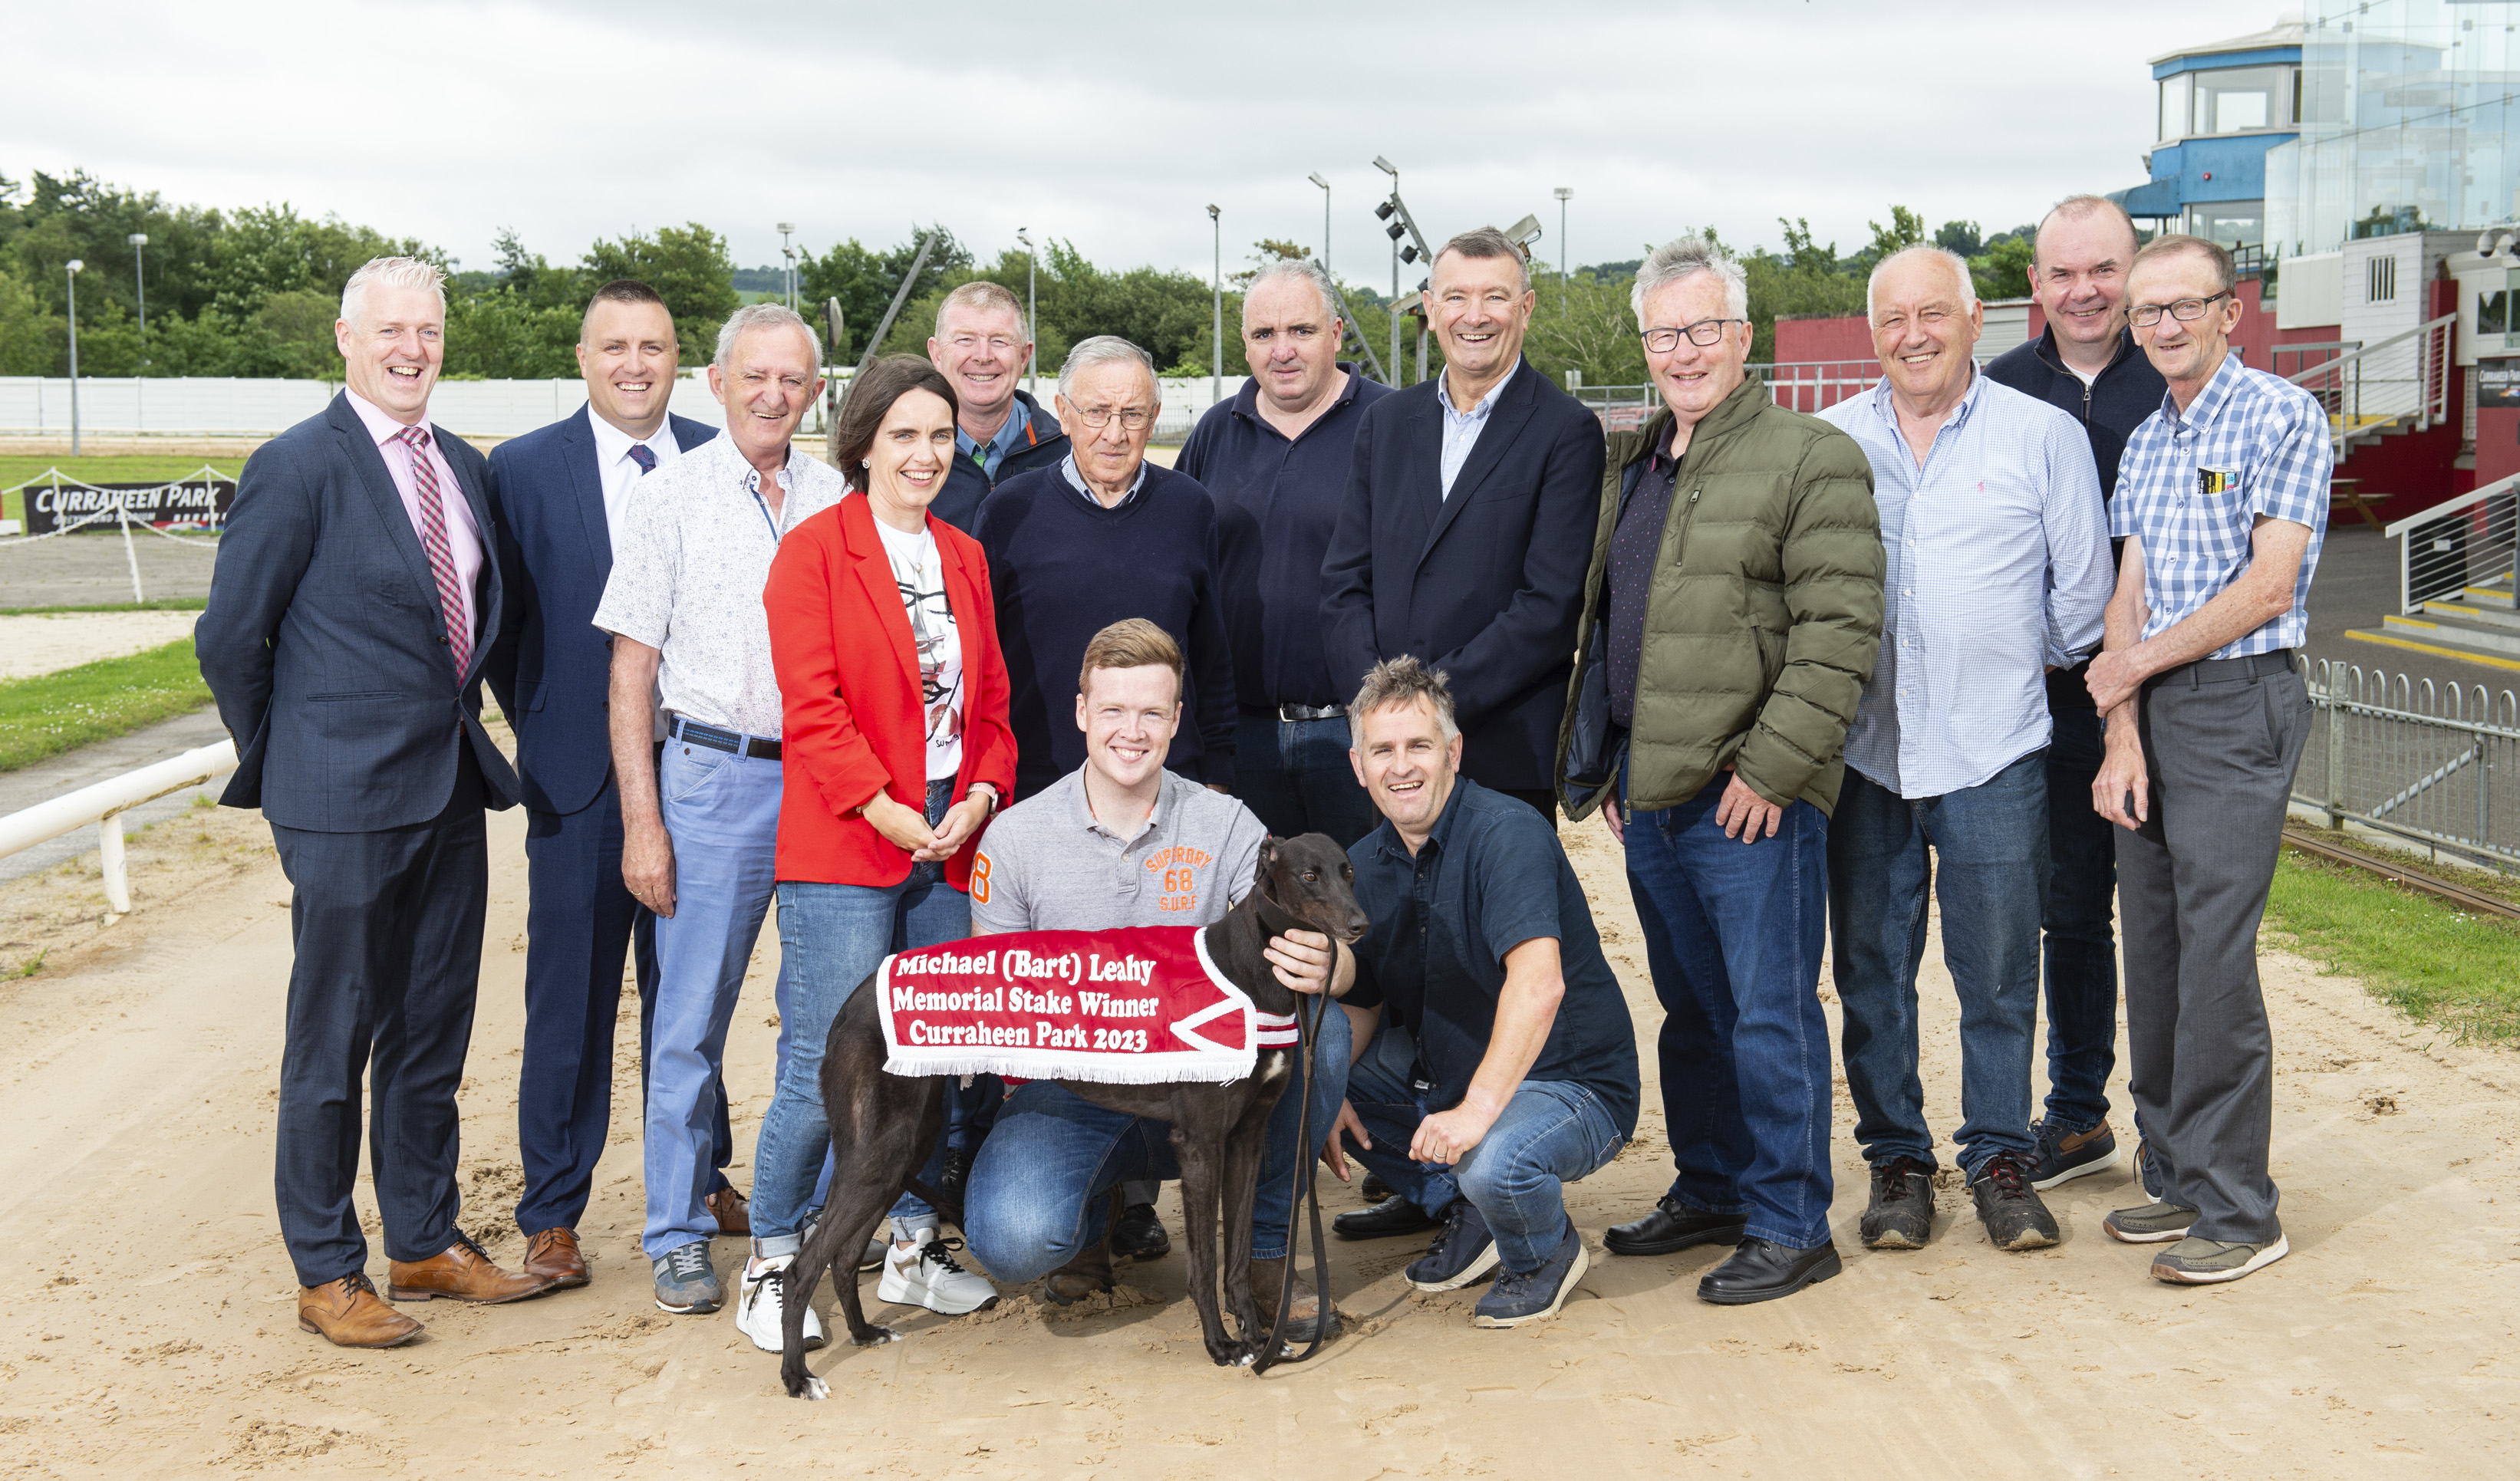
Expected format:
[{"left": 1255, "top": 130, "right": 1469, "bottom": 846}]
[{"left": 345, "top": 387, "right": 485, "bottom": 647}]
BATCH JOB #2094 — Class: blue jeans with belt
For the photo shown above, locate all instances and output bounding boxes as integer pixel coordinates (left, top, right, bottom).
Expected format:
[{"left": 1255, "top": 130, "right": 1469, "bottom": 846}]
[
  {"left": 1232, "top": 711, "right": 1379, "bottom": 850},
  {"left": 1339, "top": 1022, "right": 1626, "bottom": 1273},
  {"left": 752, "top": 778, "right": 967, "bottom": 1257}
]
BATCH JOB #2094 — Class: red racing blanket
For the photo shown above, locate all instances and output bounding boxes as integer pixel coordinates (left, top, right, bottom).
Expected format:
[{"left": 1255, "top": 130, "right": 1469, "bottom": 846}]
[{"left": 875, "top": 926, "right": 1300, "bottom": 1085}]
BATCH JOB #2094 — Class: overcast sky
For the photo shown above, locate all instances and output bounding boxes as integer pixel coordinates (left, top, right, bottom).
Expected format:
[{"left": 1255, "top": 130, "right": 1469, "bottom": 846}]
[{"left": 8, "top": 0, "right": 2295, "bottom": 281}]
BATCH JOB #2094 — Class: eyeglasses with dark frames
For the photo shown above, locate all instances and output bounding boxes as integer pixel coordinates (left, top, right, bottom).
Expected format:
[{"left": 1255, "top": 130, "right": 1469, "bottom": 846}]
[
  {"left": 2128, "top": 291, "right": 2232, "bottom": 328},
  {"left": 1642, "top": 318, "right": 1746, "bottom": 352}
]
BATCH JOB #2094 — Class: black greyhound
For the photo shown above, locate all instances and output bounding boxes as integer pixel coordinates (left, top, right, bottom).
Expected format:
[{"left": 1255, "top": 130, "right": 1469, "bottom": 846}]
[{"left": 780, "top": 833, "right": 1370, "bottom": 1399}]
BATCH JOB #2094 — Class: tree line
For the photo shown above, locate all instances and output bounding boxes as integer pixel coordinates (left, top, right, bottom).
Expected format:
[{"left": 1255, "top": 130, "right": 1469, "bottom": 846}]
[{"left": 0, "top": 166, "right": 2041, "bottom": 390}]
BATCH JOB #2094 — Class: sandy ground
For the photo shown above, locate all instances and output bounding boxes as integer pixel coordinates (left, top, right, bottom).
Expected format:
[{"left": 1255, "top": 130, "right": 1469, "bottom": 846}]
[
  {"left": 0, "top": 766, "right": 2515, "bottom": 1477},
  {"left": 0, "top": 611, "right": 206, "bottom": 681}
]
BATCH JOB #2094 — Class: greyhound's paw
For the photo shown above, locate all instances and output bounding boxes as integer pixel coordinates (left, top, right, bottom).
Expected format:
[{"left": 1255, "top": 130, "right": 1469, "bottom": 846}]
[
  {"left": 800, "top": 1375, "right": 831, "bottom": 1401},
  {"left": 850, "top": 1326, "right": 901, "bottom": 1348}
]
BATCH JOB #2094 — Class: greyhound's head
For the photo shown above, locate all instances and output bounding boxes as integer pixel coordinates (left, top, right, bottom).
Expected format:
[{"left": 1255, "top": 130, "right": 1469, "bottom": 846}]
[{"left": 1247, "top": 833, "right": 1371, "bottom": 946}]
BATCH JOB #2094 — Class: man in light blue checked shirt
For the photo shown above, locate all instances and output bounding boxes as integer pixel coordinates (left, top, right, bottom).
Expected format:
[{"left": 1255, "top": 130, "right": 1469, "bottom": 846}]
[
  {"left": 1817, "top": 248, "right": 2113, "bottom": 1258},
  {"left": 2086, "top": 235, "right": 2328, "bottom": 1287}
]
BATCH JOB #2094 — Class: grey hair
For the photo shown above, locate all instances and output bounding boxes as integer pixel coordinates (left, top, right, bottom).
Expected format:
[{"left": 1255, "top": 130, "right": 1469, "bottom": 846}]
[
  {"left": 1057, "top": 334, "right": 1158, "bottom": 406},
  {"left": 339, "top": 256, "right": 447, "bottom": 328},
  {"left": 934, "top": 280, "right": 1030, "bottom": 343},
  {"left": 1432, "top": 226, "right": 1532, "bottom": 295},
  {"left": 713, "top": 302, "right": 823, "bottom": 372},
  {"left": 1242, "top": 257, "right": 1342, "bottom": 327},
  {"left": 1866, "top": 245, "right": 1978, "bottom": 318},
  {"left": 1631, "top": 235, "right": 1748, "bottom": 321},
  {"left": 1347, "top": 654, "right": 1458, "bottom": 748}
]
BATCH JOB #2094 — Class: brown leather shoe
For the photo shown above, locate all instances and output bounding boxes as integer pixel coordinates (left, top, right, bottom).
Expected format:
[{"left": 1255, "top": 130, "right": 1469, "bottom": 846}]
[
  {"left": 522, "top": 1226, "right": 589, "bottom": 1288},
  {"left": 1248, "top": 1255, "right": 1334, "bottom": 1342},
  {"left": 1040, "top": 1229, "right": 1115, "bottom": 1305},
  {"left": 298, "top": 1272, "right": 423, "bottom": 1348},
  {"left": 706, "top": 1185, "right": 750, "bottom": 1236},
  {"left": 387, "top": 1231, "right": 556, "bottom": 1305}
]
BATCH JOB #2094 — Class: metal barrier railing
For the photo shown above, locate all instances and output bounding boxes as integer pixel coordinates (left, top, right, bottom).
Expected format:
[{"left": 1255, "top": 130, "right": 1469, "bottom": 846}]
[
  {"left": 2388, "top": 473, "right": 2518, "bottom": 614},
  {"left": 2282, "top": 313, "right": 2456, "bottom": 456},
  {"left": 2294, "top": 658, "right": 2519, "bottom": 867},
  {"left": 0, "top": 741, "right": 238, "bottom": 915}
]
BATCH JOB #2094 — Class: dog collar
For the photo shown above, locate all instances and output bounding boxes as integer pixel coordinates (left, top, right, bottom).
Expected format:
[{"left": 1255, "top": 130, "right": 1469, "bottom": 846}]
[{"left": 1253, "top": 1011, "right": 1300, "bottom": 1048}]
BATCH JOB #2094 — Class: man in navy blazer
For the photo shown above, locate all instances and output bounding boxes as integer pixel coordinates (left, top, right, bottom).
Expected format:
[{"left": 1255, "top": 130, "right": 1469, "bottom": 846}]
[
  {"left": 482, "top": 281, "right": 740, "bottom": 1288},
  {"left": 1323, "top": 227, "right": 1606, "bottom": 819},
  {"left": 198, "top": 257, "right": 554, "bottom": 1350}
]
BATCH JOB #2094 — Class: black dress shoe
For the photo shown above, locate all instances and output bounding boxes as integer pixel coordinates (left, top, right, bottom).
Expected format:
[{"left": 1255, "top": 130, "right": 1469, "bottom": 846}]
[
  {"left": 1603, "top": 1195, "right": 1748, "bottom": 1257},
  {"left": 1696, "top": 1237, "right": 1843, "bottom": 1305},
  {"left": 1332, "top": 1193, "right": 1442, "bottom": 1241},
  {"left": 1112, "top": 1202, "right": 1170, "bottom": 1262}
]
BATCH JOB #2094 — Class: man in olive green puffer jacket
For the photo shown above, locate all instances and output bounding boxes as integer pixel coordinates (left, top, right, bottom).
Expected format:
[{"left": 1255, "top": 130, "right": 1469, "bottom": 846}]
[{"left": 1555, "top": 235, "right": 1882, "bottom": 1308}]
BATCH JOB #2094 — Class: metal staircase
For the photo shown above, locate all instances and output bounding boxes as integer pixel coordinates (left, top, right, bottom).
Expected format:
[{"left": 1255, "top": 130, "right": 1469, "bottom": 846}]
[
  {"left": 2281, "top": 313, "right": 2457, "bottom": 460},
  {"left": 2349, "top": 475, "right": 2520, "bottom": 672}
]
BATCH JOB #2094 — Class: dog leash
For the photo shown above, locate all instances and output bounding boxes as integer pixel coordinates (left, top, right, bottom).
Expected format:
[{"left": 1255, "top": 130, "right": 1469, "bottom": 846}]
[{"left": 1251, "top": 986, "right": 1331, "bottom": 1374}]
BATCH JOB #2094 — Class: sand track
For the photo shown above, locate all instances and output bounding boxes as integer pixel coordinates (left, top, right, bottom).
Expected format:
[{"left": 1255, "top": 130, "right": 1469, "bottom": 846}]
[{"left": 0, "top": 792, "right": 2513, "bottom": 1476}]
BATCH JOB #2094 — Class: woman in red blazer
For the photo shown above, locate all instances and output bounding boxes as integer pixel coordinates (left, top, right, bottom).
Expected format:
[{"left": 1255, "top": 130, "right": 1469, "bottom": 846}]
[{"left": 746, "top": 357, "right": 1017, "bottom": 1347}]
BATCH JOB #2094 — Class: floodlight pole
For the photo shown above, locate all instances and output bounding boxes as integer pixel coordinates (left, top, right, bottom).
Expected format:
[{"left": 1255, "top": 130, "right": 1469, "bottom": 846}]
[
  {"left": 1553, "top": 188, "right": 1573, "bottom": 308},
  {"left": 1017, "top": 229, "right": 1038, "bottom": 400},
  {"left": 1309, "top": 172, "right": 1330, "bottom": 276},
  {"left": 1207, "top": 205, "right": 1221, "bottom": 407},
  {"left": 130, "top": 232, "right": 148, "bottom": 342},
  {"left": 777, "top": 222, "right": 797, "bottom": 313},
  {"left": 1375, "top": 157, "right": 1400, "bottom": 383},
  {"left": 65, "top": 258, "right": 83, "bottom": 456}
]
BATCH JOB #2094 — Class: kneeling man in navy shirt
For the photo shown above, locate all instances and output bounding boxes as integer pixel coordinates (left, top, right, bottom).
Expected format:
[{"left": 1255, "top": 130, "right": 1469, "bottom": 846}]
[{"left": 1326, "top": 657, "right": 1640, "bottom": 1327}]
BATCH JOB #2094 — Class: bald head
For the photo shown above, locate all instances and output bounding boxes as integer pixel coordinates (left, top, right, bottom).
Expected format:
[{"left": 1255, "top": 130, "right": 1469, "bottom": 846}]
[{"left": 2030, "top": 196, "right": 2143, "bottom": 362}]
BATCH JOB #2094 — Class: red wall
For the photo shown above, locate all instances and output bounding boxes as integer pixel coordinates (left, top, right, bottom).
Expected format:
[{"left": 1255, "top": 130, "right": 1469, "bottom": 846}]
[{"left": 1773, "top": 314, "right": 1876, "bottom": 363}]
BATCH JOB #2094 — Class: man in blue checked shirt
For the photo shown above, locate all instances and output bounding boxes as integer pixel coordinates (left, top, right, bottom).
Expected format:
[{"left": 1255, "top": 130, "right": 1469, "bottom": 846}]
[
  {"left": 2087, "top": 235, "right": 2328, "bottom": 1287},
  {"left": 1817, "top": 248, "right": 2113, "bottom": 1259}
]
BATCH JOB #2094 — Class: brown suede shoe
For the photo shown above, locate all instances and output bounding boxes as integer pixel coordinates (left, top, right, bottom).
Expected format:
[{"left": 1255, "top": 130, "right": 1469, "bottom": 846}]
[
  {"left": 1248, "top": 1255, "right": 1333, "bottom": 1343},
  {"left": 387, "top": 1232, "right": 556, "bottom": 1305},
  {"left": 1040, "top": 1229, "right": 1115, "bottom": 1305},
  {"left": 522, "top": 1227, "right": 589, "bottom": 1289},
  {"left": 706, "top": 1186, "right": 750, "bottom": 1236},
  {"left": 298, "top": 1272, "right": 423, "bottom": 1348}
]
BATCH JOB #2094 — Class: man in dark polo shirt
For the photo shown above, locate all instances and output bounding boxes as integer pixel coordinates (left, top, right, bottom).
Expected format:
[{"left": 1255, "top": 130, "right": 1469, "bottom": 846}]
[
  {"left": 1324, "top": 657, "right": 1639, "bottom": 1328},
  {"left": 1179, "top": 257, "right": 1392, "bottom": 847}
]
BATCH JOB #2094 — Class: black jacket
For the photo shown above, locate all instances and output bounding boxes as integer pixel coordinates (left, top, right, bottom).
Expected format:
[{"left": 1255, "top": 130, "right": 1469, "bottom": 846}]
[
  {"left": 1983, "top": 325, "right": 2166, "bottom": 506},
  {"left": 1322, "top": 358, "right": 1606, "bottom": 793},
  {"left": 932, "top": 387, "right": 1069, "bottom": 534}
]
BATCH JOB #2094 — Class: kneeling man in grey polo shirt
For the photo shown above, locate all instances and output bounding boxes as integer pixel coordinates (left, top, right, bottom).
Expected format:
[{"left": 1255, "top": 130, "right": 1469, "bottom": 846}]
[{"left": 960, "top": 619, "right": 1354, "bottom": 1339}]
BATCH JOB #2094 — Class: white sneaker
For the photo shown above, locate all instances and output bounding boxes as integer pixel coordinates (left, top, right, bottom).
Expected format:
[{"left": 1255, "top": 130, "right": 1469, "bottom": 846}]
[
  {"left": 736, "top": 1255, "right": 825, "bottom": 1354},
  {"left": 877, "top": 1228, "right": 999, "bottom": 1315}
]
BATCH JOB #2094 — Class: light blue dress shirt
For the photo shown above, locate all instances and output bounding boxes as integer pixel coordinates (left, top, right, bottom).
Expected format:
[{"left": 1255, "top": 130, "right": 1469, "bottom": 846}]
[
  {"left": 1436, "top": 361, "right": 1517, "bottom": 499},
  {"left": 1058, "top": 451, "right": 1148, "bottom": 509},
  {"left": 1817, "top": 370, "right": 2113, "bottom": 799},
  {"left": 956, "top": 397, "right": 1030, "bottom": 482}
]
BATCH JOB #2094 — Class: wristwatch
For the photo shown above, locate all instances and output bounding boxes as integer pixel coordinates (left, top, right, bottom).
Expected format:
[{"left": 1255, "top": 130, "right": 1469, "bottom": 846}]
[{"left": 970, "top": 782, "right": 1000, "bottom": 817}]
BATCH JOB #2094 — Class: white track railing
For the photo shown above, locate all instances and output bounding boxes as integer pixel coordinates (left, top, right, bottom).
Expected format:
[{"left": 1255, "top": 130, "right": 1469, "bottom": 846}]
[
  {"left": 0, "top": 740, "right": 236, "bottom": 914},
  {"left": 2388, "top": 472, "right": 2520, "bottom": 614}
]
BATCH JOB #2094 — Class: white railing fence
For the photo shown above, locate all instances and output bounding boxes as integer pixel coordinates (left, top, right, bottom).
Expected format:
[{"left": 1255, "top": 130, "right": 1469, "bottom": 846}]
[
  {"left": 0, "top": 741, "right": 238, "bottom": 915},
  {"left": 2388, "top": 473, "right": 2519, "bottom": 615},
  {"left": 2296, "top": 659, "right": 2519, "bottom": 867},
  {"left": 2282, "top": 312, "right": 2456, "bottom": 456}
]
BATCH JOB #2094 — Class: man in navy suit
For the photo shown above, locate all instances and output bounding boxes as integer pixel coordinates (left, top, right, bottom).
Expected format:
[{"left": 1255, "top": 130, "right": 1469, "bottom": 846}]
[
  {"left": 483, "top": 281, "right": 739, "bottom": 1290},
  {"left": 199, "top": 256, "right": 555, "bottom": 1349},
  {"left": 1322, "top": 227, "right": 1606, "bottom": 821}
]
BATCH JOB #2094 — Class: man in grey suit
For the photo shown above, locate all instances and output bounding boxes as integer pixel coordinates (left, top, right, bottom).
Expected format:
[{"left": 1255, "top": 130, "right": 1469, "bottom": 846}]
[{"left": 198, "top": 255, "right": 557, "bottom": 1349}]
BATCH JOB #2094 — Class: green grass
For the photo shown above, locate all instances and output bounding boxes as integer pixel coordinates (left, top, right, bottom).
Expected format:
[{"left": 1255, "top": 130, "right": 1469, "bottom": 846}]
[
  {"left": 0, "top": 599, "right": 207, "bottom": 617},
  {"left": 0, "top": 637, "right": 213, "bottom": 773},
  {"left": 1, "top": 456, "right": 245, "bottom": 528},
  {"left": 2264, "top": 852, "right": 2520, "bottom": 1044}
]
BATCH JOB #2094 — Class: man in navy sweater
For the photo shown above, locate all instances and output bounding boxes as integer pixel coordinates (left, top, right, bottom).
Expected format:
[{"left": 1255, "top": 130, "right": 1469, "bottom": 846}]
[
  {"left": 977, "top": 336, "right": 1237, "bottom": 801},
  {"left": 1984, "top": 195, "right": 2169, "bottom": 1192},
  {"left": 1179, "top": 257, "right": 1392, "bottom": 847}
]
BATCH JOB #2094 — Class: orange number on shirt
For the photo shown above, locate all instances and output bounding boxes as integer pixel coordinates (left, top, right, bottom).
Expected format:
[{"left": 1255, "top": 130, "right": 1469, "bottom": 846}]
[{"left": 970, "top": 851, "right": 993, "bottom": 903}]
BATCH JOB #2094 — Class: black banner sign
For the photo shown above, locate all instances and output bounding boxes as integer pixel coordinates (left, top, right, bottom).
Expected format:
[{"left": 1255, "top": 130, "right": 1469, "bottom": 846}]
[
  {"left": 2479, "top": 358, "right": 2520, "bottom": 410},
  {"left": 21, "top": 479, "right": 233, "bottom": 534}
]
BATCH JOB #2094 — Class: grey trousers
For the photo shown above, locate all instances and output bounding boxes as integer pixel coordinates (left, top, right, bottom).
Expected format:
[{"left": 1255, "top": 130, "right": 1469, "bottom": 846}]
[{"left": 2116, "top": 652, "right": 2308, "bottom": 1244}]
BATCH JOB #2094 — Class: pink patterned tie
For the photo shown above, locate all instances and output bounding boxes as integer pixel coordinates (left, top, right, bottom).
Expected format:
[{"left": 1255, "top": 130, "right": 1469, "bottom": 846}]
[{"left": 394, "top": 426, "right": 472, "bottom": 678}]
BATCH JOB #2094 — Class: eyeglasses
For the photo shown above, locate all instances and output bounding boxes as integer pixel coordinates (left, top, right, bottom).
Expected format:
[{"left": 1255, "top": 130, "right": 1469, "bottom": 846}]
[
  {"left": 1642, "top": 319, "right": 1744, "bottom": 352},
  {"left": 2128, "top": 291, "right": 2232, "bottom": 328},
  {"left": 1073, "top": 406, "right": 1152, "bottom": 430}
]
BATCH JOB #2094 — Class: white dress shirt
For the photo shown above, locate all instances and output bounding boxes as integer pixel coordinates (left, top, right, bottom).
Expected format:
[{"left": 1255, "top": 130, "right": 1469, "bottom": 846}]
[
  {"left": 1435, "top": 360, "right": 1517, "bottom": 499},
  {"left": 587, "top": 408, "right": 686, "bottom": 558},
  {"left": 345, "top": 388, "right": 484, "bottom": 647}
]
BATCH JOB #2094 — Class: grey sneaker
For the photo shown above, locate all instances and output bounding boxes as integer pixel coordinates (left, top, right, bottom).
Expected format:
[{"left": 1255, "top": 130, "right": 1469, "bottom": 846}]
[
  {"left": 1860, "top": 1156, "right": 1936, "bottom": 1249},
  {"left": 2102, "top": 1200, "right": 2197, "bottom": 1244},
  {"left": 652, "top": 1241, "right": 721, "bottom": 1314},
  {"left": 2150, "top": 1234, "right": 2290, "bottom": 1285},
  {"left": 1969, "top": 1152, "right": 2061, "bottom": 1252}
]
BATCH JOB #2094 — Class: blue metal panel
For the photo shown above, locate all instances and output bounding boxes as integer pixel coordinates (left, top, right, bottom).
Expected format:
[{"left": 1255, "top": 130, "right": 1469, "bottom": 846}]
[
  {"left": 2112, "top": 178, "right": 2185, "bottom": 218},
  {"left": 2153, "top": 46, "right": 2300, "bottom": 81}
]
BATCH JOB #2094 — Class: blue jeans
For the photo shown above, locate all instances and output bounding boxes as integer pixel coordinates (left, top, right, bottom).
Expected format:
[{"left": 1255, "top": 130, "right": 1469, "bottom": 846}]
[
  {"left": 1342, "top": 1022, "right": 1624, "bottom": 1273},
  {"left": 964, "top": 999, "right": 1350, "bottom": 1279},
  {"left": 1232, "top": 713, "right": 1379, "bottom": 850},
  {"left": 642, "top": 740, "right": 791, "bottom": 1260},
  {"left": 2042, "top": 693, "right": 2118, "bottom": 1132},
  {"left": 1622, "top": 772, "right": 1836, "bottom": 1250},
  {"left": 1828, "top": 752, "right": 2047, "bottom": 1177},
  {"left": 753, "top": 779, "right": 969, "bottom": 1256}
]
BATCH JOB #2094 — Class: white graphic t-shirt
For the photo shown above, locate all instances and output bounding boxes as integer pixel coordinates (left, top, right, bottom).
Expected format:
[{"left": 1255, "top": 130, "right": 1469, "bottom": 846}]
[{"left": 875, "top": 515, "right": 965, "bottom": 780}]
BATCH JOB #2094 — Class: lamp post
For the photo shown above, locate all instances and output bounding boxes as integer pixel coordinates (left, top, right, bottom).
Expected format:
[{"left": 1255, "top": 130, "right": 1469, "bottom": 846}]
[
  {"left": 777, "top": 222, "right": 797, "bottom": 313},
  {"left": 129, "top": 232, "right": 148, "bottom": 342},
  {"left": 65, "top": 258, "right": 83, "bottom": 456},
  {"left": 1307, "top": 172, "right": 1330, "bottom": 277},
  {"left": 1373, "top": 156, "right": 1400, "bottom": 383},
  {"left": 1552, "top": 187, "right": 1573, "bottom": 306},
  {"left": 1016, "top": 228, "right": 1037, "bottom": 400},
  {"left": 1207, "top": 204, "right": 1221, "bottom": 408}
]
